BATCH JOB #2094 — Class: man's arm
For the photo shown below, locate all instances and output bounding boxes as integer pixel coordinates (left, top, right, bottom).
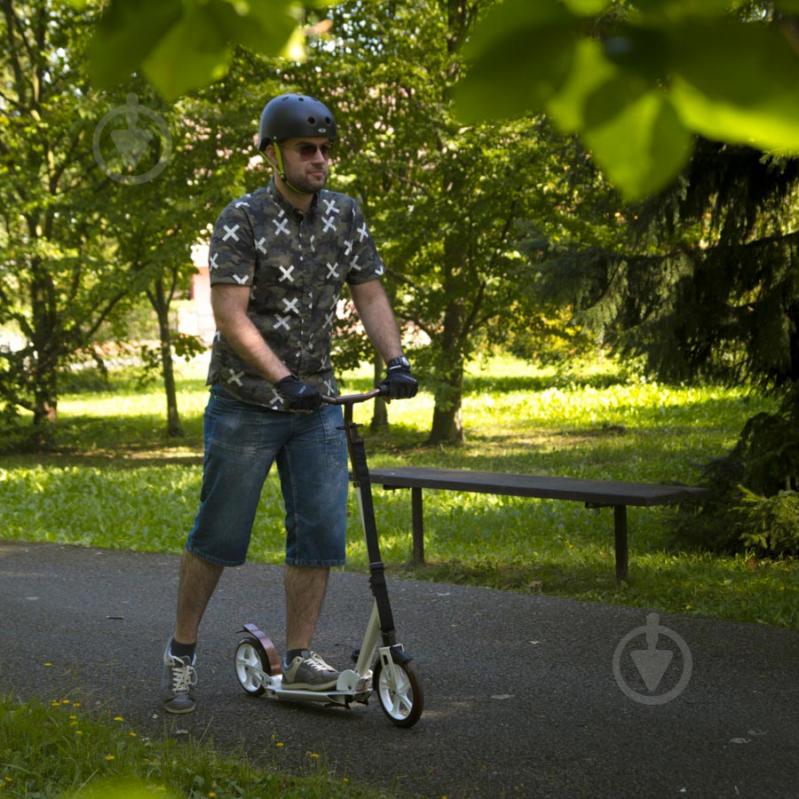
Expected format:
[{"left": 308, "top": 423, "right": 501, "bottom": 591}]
[
  {"left": 349, "top": 279, "right": 404, "bottom": 363},
  {"left": 212, "top": 285, "right": 291, "bottom": 383}
]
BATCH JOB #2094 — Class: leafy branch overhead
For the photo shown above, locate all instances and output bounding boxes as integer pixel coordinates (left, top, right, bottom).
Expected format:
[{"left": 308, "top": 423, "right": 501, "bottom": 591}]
[
  {"left": 454, "top": 0, "right": 799, "bottom": 200},
  {"left": 76, "top": 0, "right": 335, "bottom": 101}
]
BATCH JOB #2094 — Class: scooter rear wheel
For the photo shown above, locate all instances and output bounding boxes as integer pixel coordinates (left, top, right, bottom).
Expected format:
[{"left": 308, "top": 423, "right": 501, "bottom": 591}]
[
  {"left": 235, "top": 637, "right": 267, "bottom": 696},
  {"left": 374, "top": 657, "right": 423, "bottom": 727}
]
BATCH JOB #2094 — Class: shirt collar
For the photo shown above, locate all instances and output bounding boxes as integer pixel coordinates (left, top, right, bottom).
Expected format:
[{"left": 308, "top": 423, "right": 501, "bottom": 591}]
[{"left": 266, "top": 178, "right": 319, "bottom": 219}]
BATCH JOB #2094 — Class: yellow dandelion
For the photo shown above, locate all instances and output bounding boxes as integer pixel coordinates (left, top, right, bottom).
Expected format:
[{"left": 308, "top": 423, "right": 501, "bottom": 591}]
[
  {"left": 72, "top": 702, "right": 81, "bottom": 708},
  {"left": 43, "top": 662, "right": 53, "bottom": 668},
  {"left": 208, "top": 793, "right": 217, "bottom": 798},
  {"left": 128, "top": 731, "right": 138, "bottom": 738},
  {"left": 104, "top": 755, "right": 115, "bottom": 762},
  {"left": 275, "top": 742, "right": 285, "bottom": 748},
  {"left": 75, "top": 730, "right": 84, "bottom": 736},
  {"left": 113, "top": 715, "right": 124, "bottom": 722},
  {"left": 308, "top": 752, "right": 320, "bottom": 760}
]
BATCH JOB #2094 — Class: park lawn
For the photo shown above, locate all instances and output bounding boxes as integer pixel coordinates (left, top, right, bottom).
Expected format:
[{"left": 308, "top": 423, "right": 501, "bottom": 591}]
[
  {"left": 1, "top": 354, "right": 796, "bottom": 630},
  {"left": 0, "top": 695, "right": 386, "bottom": 799}
]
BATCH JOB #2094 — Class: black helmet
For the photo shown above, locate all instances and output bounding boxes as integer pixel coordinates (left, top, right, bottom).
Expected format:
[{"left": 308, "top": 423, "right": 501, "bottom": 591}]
[{"left": 257, "top": 93, "right": 337, "bottom": 151}]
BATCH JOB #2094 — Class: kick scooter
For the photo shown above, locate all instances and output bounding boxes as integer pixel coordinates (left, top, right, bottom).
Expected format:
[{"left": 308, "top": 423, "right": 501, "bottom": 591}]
[{"left": 233, "top": 388, "right": 424, "bottom": 727}]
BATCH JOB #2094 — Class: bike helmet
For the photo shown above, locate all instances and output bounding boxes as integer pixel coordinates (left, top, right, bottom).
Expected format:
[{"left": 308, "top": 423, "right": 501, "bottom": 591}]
[{"left": 257, "top": 93, "right": 337, "bottom": 151}]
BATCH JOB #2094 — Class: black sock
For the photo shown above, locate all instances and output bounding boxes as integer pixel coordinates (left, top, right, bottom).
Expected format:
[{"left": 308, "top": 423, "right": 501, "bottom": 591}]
[
  {"left": 285, "top": 648, "right": 305, "bottom": 663},
  {"left": 170, "top": 638, "right": 196, "bottom": 660}
]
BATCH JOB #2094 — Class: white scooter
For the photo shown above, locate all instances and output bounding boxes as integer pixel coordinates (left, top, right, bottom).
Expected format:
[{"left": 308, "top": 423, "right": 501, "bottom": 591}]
[{"left": 233, "top": 388, "right": 423, "bottom": 727}]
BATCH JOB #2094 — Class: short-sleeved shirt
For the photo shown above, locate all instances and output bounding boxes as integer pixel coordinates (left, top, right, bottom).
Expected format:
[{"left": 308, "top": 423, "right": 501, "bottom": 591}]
[{"left": 206, "top": 179, "right": 384, "bottom": 410}]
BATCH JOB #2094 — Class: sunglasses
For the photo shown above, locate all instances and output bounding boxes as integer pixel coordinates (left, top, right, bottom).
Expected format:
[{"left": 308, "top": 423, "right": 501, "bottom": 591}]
[{"left": 291, "top": 142, "right": 334, "bottom": 161}]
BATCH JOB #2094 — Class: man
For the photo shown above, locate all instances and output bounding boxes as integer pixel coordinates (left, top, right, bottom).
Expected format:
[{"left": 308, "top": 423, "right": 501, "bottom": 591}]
[{"left": 161, "top": 93, "right": 417, "bottom": 714}]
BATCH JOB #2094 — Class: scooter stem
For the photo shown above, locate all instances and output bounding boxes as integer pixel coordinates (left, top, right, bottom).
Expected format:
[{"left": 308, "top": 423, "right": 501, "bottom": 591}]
[{"left": 343, "top": 403, "right": 397, "bottom": 647}]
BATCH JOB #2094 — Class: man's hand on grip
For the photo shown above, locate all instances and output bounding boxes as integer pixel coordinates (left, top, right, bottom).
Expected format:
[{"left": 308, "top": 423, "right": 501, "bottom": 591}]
[
  {"left": 378, "top": 356, "right": 418, "bottom": 400},
  {"left": 275, "top": 375, "right": 322, "bottom": 411}
]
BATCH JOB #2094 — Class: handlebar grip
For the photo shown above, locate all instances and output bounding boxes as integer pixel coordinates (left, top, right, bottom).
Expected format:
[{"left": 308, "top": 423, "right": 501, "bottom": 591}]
[{"left": 322, "top": 388, "right": 386, "bottom": 405}]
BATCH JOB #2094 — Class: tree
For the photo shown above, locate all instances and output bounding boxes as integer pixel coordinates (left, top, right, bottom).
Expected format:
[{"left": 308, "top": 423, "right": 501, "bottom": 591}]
[
  {"left": 530, "top": 134, "right": 799, "bottom": 553},
  {"left": 289, "top": 0, "right": 553, "bottom": 443},
  {"left": 0, "top": 0, "right": 150, "bottom": 447},
  {"left": 100, "top": 74, "right": 270, "bottom": 436},
  {"left": 538, "top": 138, "right": 799, "bottom": 388}
]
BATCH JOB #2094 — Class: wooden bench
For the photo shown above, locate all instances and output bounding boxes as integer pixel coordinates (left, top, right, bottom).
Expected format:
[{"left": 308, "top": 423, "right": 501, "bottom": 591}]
[{"left": 362, "top": 467, "right": 708, "bottom": 582}]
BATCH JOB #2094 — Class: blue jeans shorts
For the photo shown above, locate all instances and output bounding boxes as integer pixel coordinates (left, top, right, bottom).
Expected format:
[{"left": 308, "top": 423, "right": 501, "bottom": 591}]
[{"left": 186, "top": 387, "right": 349, "bottom": 567}]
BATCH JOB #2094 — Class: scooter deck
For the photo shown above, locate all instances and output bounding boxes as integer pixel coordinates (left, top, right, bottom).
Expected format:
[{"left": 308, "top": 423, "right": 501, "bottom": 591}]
[{"left": 265, "top": 675, "right": 371, "bottom": 704}]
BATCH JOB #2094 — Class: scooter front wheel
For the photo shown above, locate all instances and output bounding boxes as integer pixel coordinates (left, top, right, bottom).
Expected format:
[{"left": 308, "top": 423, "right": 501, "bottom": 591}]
[
  {"left": 374, "top": 657, "right": 423, "bottom": 727},
  {"left": 234, "top": 637, "right": 267, "bottom": 696}
]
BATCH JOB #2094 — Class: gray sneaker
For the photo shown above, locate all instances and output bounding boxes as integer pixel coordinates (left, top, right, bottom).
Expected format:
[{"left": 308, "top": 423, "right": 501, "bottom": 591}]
[
  {"left": 161, "top": 643, "right": 197, "bottom": 714},
  {"left": 282, "top": 650, "right": 339, "bottom": 691}
]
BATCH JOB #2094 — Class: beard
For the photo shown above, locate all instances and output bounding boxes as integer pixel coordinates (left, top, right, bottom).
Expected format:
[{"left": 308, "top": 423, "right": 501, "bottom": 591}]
[{"left": 283, "top": 162, "right": 328, "bottom": 194}]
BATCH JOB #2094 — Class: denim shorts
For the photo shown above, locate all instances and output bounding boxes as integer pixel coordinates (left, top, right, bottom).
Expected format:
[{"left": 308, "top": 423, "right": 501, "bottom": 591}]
[{"left": 185, "top": 387, "right": 349, "bottom": 567}]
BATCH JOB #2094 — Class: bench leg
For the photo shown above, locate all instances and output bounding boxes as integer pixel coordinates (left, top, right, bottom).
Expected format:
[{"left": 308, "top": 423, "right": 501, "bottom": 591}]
[
  {"left": 411, "top": 487, "right": 425, "bottom": 565},
  {"left": 614, "top": 505, "right": 628, "bottom": 583}
]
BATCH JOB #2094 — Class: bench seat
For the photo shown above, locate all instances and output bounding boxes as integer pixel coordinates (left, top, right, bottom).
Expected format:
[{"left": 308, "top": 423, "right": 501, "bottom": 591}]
[{"left": 357, "top": 467, "right": 708, "bottom": 582}]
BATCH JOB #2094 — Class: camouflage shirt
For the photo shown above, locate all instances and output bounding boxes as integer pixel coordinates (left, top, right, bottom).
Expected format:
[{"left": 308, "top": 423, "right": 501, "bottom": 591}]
[{"left": 206, "top": 179, "right": 384, "bottom": 410}]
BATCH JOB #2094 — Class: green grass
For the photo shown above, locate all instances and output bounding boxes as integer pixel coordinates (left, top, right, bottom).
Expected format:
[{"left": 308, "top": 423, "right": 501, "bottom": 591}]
[
  {"left": 0, "top": 695, "right": 386, "bottom": 798},
  {"left": 1, "top": 353, "right": 797, "bottom": 630}
]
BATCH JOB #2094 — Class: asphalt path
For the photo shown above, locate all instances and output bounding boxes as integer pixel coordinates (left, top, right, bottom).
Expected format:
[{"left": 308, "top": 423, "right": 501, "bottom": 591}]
[{"left": 1, "top": 541, "right": 798, "bottom": 798}]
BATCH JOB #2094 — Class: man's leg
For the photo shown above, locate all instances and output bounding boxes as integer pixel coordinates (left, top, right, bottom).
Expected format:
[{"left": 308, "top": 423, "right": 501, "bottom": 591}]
[
  {"left": 162, "top": 389, "right": 283, "bottom": 712},
  {"left": 174, "top": 549, "right": 224, "bottom": 645},
  {"left": 284, "top": 564, "right": 330, "bottom": 650},
  {"left": 277, "top": 405, "right": 348, "bottom": 689}
]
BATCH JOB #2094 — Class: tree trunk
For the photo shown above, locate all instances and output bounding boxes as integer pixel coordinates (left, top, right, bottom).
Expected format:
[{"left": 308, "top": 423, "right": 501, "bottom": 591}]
[
  {"left": 427, "top": 149, "right": 468, "bottom": 445},
  {"left": 428, "top": 381, "right": 464, "bottom": 444},
  {"left": 31, "top": 368, "right": 57, "bottom": 449},
  {"left": 150, "top": 278, "right": 183, "bottom": 438},
  {"left": 370, "top": 353, "right": 389, "bottom": 432},
  {"left": 29, "top": 257, "right": 59, "bottom": 449},
  {"left": 427, "top": 298, "right": 465, "bottom": 445}
]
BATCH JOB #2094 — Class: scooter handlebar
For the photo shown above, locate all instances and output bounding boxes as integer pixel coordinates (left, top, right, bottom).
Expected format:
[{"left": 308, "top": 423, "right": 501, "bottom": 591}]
[{"left": 322, "top": 387, "right": 387, "bottom": 405}]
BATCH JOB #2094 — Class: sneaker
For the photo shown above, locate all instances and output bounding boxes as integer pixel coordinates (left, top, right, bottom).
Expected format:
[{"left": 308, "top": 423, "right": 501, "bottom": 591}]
[
  {"left": 282, "top": 650, "right": 339, "bottom": 691},
  {"left": 161, "top": 643, "right": 198, "bottom": 714}
]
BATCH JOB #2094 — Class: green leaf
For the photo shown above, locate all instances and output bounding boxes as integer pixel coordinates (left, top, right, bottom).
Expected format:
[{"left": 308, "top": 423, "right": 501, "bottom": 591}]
[
  {"left": 546, "top": 38, "right": 618, "bottom": 132},
  {"left": 601, "top": 24, "right": 670, "bottom": 81},
  {"left": 88, "top": 0, "right": 302, "bottom": 99},
  {"left": 218, "top": 0, "right": 298, "bottom": 55},
  {"left": 668, "top": 21, "right": 799, "bottom": 152},
  {"left": 635, "top": 0, "right": 749, "bottom": 20},
  {"left": 87, "top": 0, "right": 183, "bottom": 89},
  {"left": 454, "top": 0, "right": 580, "bottom": 122},
  {"left": 562, "top": 0, "right": 611, "bottom": 14},
  {"left": 464, "top": 0, "right": 575, "bottom": 58},
  {"left": 141, "top": 2, "right": 233, "bottom": 101},
  {"left": 583, "top": 83, "right": 693, "bottom": 200}
]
